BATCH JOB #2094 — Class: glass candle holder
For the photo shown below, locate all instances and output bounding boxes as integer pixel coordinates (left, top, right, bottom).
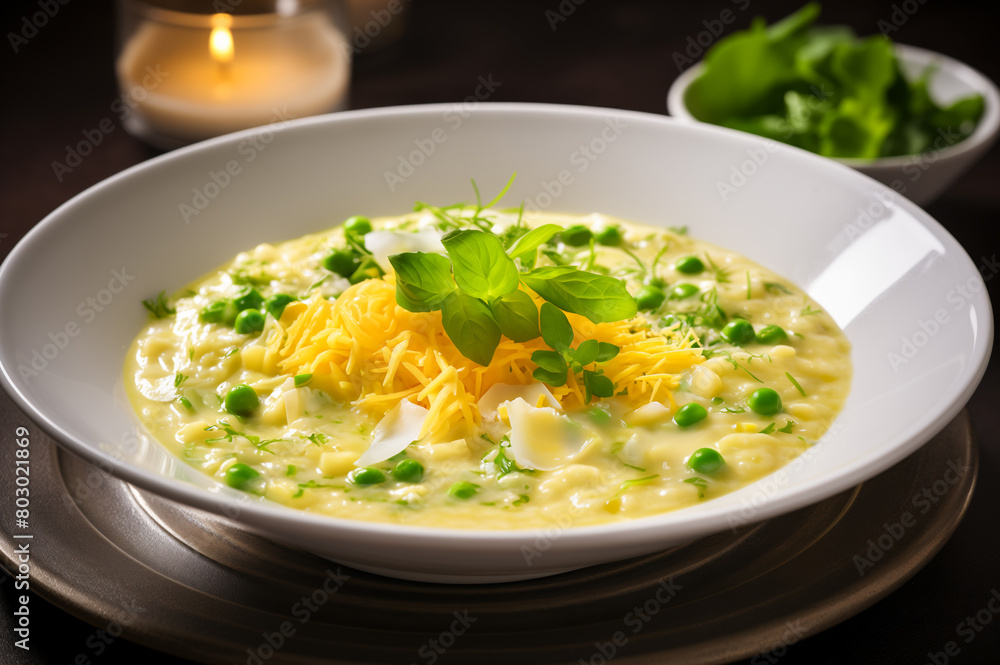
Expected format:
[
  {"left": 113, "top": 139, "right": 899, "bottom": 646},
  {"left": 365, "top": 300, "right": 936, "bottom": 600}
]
[{"left": 116, "top": 0, "right": 350, "bottom": 149}]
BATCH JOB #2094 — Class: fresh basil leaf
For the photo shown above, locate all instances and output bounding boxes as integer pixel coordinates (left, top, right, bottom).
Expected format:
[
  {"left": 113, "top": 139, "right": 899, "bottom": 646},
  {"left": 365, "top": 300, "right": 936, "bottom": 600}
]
[
  {"left": 440, "top": 291, "right": 501, "bottom": 366},
  {"left": 538, "top": 302, "right": 574, "bottom": 352},
  {"left": 490, "top": 290, "right": 540, "bottom": 342},
  {"left": 531, "top": 350, "right": 567, "bottom": 373},
  {"left": 506, "top": 224, "right": 563, "bottom": 269},
  {"left": 596, "top": 342, "right": 620, "bottom": 363},
  {"left": 583, "top": 370, "right": 614, "bottom": 402},
  {"left": 532, "top": 366, "right": 568, "bottom": 387},
  {"left": 522, "top": 267, "right": 637, "bottom": 324},
  {"left": 441, "top": 230, "right": 519, "bottom": 300},
  {"left": 388, "top": 252, "right": 455, "bottom": 312},
  {"left": 573, "top": 339, "right": 600, "bottom": 366}
]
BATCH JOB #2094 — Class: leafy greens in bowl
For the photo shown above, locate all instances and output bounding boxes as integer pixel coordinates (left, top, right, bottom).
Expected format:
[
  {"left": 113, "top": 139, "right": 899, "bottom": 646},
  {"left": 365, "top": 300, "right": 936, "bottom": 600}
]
[{"left": 667, "top": 3, "right": 1000, "bottom": 205}]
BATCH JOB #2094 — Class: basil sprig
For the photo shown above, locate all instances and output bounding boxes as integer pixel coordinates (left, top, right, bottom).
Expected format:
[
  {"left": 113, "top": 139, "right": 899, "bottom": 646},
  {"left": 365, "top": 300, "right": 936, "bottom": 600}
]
[
  {"left": 531, "top": 303, "right": 620, "bottom": 403},
  {"left": 389, "top": 228, "right": 636, "bottom": 368}
]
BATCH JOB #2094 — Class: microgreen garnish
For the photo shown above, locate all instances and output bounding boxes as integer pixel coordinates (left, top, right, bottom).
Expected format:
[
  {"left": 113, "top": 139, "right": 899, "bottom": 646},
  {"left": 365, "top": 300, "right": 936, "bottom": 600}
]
[
  {"left": 614, "top": 474, "right": 660, "bottom": 498},
  {"left": 142, "top": 291, "right": 175, "bottom": 319},
  {"left": 230, "top": 268, "right": 273, "bottom": 287},
  {"left": 760, "top": 422, "right": 776, "bottom": 435},
  {"left": 778, "top": 420, "right": 797, "bottom": 433},
  {"left": 719, "top": 351, "right": 764, "bottom": 383},
  {"left": 205, "top": 420, "right": 284, "bottom": 453},
  {"left": 801, "top": 304, "right": 823, "bottom": 316},
  {"left": 746, "top": 271, "right": 752, "bottom": 300},
  {"left": 765, "top": 282, "right": 793, "bottom": 295},
  {"left": 705, "top": 254, "right": 731, "bottom": 283},
  {"left": 785, "top": 371, "right": 807, "bottom": 396},
  {"left": 683, "top": 476, "right": 708, "bottom": 499},
  {"left": 300, "top": 433, "right": 328, "bottom": 446},
  {"left": 530, "top": 304, "right": 620, "bottom": 403},
  {"left": 292, "top": 479, "right": 343, "bottom": 498}
]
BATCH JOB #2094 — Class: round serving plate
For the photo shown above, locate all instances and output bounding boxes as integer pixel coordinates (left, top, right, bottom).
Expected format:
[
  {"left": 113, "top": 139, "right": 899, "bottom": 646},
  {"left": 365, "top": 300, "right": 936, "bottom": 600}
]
[{"left": 0, "top": 412, "right": 976, "bottom": 665}]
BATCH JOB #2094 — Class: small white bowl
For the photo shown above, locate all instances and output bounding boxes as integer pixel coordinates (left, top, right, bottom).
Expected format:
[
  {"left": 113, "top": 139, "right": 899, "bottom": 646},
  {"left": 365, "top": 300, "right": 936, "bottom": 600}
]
[
  {"left": 0, "top": 103, "right": 992, "bottom": 582},
  {"left": 667, "top": 44, "right": 1000, "bottom": 206}
]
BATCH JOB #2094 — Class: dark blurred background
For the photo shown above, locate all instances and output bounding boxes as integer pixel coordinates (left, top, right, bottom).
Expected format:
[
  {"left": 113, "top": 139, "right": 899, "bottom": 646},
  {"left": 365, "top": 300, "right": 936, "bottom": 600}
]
[{"left": 1, "top": 1, "right": 998, "bottom": 663}]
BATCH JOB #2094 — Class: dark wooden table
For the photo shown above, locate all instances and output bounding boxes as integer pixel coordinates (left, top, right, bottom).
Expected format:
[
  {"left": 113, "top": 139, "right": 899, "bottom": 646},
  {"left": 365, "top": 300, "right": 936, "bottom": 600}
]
[{"left": 2, "top": 0, "right": 998, "bottom": 663}]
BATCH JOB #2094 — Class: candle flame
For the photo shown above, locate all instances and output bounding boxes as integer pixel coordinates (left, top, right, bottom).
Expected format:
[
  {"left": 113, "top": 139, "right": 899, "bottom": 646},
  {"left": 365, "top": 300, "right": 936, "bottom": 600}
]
[{"left": 209, "top": 14, "right": 234, "bottom": 64}]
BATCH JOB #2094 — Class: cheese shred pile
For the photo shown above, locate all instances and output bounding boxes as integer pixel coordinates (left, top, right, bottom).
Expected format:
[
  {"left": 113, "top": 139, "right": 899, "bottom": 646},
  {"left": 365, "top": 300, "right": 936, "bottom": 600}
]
[{"left": 264, "top": 278, "right": 703, "bottom": 440}]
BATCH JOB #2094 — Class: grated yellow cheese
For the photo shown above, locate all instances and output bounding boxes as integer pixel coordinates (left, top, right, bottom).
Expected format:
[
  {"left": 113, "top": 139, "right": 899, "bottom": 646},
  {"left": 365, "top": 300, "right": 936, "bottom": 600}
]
[{"left": 265, "top": 278, "right": 702, "bottom": 440}]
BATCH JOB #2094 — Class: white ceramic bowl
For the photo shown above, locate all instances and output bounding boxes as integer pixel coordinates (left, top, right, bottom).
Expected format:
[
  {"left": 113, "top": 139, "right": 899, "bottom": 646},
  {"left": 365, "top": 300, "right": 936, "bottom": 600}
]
[
  {"left": 667, "top": 44, "right": 1000, "bottom": 206},
  {"left": 0, "top": 104, "right": 992, "bottom": 583}
]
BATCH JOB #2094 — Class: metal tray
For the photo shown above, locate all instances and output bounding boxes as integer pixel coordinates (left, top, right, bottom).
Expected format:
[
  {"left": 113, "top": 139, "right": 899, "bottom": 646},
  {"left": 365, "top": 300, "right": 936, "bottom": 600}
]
[{"left": 0, "top": 412, "right": 976, "bottom": 664}]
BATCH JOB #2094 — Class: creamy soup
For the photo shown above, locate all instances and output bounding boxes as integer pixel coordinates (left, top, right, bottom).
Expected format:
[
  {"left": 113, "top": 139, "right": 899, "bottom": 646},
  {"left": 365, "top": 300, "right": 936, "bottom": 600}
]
[{"left": 127, "top": 206, "right": 851, "bottom": 528}]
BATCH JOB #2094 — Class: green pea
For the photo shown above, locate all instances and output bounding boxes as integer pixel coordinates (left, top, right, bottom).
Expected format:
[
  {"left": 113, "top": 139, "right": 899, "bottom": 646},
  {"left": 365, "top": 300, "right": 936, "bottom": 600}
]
[
  {"left": 674, "top": 403, "right": 708, "bottom": 427},
  {"left": 634, "top": 284, "right": 666, "bottom": 311},
  {"left": 560, "top": 225, "right": 593, "bottom": 247},
  {"left": 234, "top": 309, "right": 265, "bottom": 334},
  {"left": 349, "top": 467, "right": 386, "bottom": 486},
  {"left": 595, "top": 226, "right": 623, "bottom": 246},
  {"left": 448, "top": 481, "right": 479, "bottom": 499},
  {"left": 687, "top": 448, "right": 725, "bottom": 474},
  {"left": 224, "top": 463, "right": 259, "bottom": 489},
  {"left": 265, "top": 294, "right": 296, "bottom": 319},
  {"left": 670, "top": 283, "right": 699, "bottom": 300},
  {"left": 323, "top": 249, "right": 361, "bottom": 278},
  {"left": 234, "top": 287, "right": 264, "bottom": 312},
  {"left": 755, "top": 324, "right": 788, "bottom": 344},
  {"left": 200, "top": 300, "right": 237, "bottom": 325},
  {"left": 721, "top": 319, "right": 755, "bottom": 345},
  {"left": 224, "top": 385, "right": 259, "bottom": 417},
  {"left": 391, "top": 459, "right": 424, "bottom": 483},
  {"left": 675, "top": 256, "right": 705, "bottom": 274},
  {"left": 748, "top": 388, "right": 782, "bottom": 416},
  {"left": 343, "top": 215, "right": 372, "bottom": 236}
]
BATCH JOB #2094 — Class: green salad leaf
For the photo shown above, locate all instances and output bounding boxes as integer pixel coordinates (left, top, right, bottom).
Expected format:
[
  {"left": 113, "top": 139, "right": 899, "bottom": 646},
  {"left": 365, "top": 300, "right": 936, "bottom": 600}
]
[{"left": 684, "top": 2, "right": 985, "bottom": 159}]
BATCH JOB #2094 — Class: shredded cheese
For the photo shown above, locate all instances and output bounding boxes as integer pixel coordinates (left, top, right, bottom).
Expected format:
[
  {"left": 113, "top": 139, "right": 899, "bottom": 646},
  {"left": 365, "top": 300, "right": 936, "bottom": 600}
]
[{"left": 265, "top": 278, "right": 702, "bottom": 439}]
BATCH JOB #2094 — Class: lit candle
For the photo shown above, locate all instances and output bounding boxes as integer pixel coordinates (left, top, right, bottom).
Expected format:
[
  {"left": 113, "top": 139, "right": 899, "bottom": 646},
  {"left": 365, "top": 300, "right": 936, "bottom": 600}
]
[{"left": 116, "top": 3, "right": 350, "bottom": 148}]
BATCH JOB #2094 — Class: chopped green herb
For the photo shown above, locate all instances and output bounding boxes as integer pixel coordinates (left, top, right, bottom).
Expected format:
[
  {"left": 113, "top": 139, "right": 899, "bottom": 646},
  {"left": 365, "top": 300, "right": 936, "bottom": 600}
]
[
  {"left": 142, "top": 291, "right": 175, "bottom": 319},
  {"left": 760, "top": 422, "right": 776, "bottom": 435},
  {"left": 778, "top": 419, "right": 797, "bottom": 433},
  {"left": 785, "top": 371, "right": 807, "bottom": 396},
  {"left": 684, "top": 476, "right": 709, "bottom": 499}
]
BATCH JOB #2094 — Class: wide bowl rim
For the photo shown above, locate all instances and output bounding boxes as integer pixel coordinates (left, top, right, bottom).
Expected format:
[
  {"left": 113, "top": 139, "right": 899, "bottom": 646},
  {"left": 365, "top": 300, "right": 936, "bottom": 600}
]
[
  {"left": 0, "top": 101, "right": 992, "bottom": 551},
  {"left": 666, "top": 42, "right": 1000, "bottom": 170}
]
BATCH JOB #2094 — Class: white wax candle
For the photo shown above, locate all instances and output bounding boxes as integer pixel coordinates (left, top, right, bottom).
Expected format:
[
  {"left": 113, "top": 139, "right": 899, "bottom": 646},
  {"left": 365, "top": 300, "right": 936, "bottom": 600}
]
[{"left": 117, "top": 10, "right": 349, "bottom": 145}]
